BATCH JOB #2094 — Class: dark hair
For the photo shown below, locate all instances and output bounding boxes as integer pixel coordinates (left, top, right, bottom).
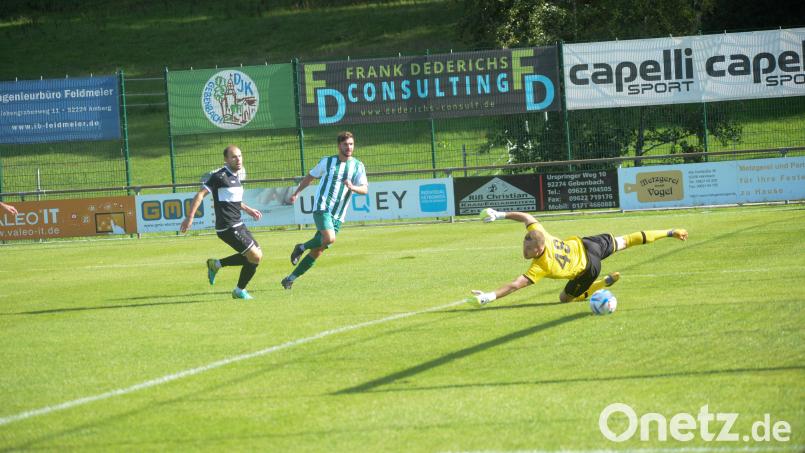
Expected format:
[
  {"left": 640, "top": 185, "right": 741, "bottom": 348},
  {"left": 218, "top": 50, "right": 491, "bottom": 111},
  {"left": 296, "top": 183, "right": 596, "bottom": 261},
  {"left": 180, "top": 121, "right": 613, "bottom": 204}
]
[{"left": 337, "top": 131, "right": 353, "bottom": 144}]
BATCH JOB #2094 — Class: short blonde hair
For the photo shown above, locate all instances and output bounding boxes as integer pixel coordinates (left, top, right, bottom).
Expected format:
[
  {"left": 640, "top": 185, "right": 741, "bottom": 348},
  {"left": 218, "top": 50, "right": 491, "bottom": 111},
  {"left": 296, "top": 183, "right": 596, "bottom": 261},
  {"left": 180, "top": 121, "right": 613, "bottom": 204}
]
[{"left": 525, "top": 229, "right": 545, "bottom": 250}]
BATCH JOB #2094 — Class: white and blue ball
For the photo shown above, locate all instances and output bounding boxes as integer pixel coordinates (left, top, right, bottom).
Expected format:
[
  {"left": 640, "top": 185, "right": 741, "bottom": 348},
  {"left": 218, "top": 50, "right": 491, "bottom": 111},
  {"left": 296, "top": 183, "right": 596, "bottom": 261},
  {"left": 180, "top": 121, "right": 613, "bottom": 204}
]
[{"left": 589, "top": 289, "right": 617, "bottom": 315}]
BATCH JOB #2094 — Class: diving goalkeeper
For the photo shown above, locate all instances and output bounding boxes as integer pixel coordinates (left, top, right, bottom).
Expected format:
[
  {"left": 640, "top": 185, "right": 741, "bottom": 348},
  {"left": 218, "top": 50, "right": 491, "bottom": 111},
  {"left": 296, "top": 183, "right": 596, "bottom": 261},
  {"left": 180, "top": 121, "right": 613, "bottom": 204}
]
[{"left": 470, "top": 209, "right": 688, "bottom": 305}]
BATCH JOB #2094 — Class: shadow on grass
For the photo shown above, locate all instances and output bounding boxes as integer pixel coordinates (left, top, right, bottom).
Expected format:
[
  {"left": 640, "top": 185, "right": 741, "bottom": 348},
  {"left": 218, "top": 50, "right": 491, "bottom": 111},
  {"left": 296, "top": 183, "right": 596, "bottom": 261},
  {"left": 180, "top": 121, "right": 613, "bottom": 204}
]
[
  {"left": 333, "top": 312, "right": 588, "bottom": 395},
  {"left": 362, "top": 365, "right": 805, "bottom": 394},
  {"left": 4, "top": 293, "right": 222, "bottom": 315},
  {"left": 440, "top": 300, "right": 566, "bottom": 313}
]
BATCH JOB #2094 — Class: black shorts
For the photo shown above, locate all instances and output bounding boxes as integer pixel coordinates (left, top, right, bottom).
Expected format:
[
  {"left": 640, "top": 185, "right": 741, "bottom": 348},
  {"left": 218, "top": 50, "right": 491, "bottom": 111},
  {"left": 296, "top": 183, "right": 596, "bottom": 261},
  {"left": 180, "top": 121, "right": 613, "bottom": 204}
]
[
  {"left": 564, "top": 233, "right": 615, "bottom": 297},
  {"left": 217, "top": 224, "right": 259, "bottom": 255}
]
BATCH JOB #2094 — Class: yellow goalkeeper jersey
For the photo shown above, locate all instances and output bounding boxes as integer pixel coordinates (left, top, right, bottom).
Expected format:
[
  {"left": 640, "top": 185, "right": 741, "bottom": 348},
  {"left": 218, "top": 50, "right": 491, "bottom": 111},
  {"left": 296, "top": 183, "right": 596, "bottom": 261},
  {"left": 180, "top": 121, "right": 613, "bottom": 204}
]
[{"left": 524, "top": 222, "right": 588, "bottom": 284}]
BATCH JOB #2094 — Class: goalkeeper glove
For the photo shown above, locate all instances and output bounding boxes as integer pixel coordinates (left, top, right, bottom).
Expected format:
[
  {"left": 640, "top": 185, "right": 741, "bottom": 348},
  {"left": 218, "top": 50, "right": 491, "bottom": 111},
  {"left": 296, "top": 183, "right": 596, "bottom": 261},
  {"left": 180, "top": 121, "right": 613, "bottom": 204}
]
[
  {"left": 471, "top": 290, "right": 497, "bottom": 305},
  {"left": 481, "top": 208, "right": 506, "bottom": 223}
]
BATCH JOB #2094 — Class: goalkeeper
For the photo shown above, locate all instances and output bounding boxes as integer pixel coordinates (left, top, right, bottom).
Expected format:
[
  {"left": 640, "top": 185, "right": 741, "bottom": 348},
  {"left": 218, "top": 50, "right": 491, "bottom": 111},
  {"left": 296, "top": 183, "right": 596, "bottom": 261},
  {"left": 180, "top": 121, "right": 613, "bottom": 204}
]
[{"left": 470, "top": 209, "right": 688, "bottom": 305}]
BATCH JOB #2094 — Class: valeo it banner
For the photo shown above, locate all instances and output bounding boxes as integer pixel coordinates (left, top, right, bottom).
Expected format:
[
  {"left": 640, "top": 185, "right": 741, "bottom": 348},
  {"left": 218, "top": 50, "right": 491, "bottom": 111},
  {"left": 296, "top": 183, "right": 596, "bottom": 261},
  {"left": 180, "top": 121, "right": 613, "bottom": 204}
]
[{"left": 167, "top": 64, "right": 296, "bottom": 134}]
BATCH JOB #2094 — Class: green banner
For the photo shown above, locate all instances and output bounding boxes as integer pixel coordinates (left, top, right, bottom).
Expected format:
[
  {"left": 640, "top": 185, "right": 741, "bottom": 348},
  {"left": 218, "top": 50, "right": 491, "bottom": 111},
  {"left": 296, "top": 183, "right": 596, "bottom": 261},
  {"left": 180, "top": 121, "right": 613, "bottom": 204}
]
[{"left": 167, "top": 64, "right": 296, "bottom": 135}]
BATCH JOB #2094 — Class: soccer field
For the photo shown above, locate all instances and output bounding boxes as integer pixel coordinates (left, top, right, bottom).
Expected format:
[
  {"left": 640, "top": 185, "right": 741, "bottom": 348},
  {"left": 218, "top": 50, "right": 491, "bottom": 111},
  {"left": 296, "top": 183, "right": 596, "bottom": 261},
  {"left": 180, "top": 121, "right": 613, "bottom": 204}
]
[{"left": 1, "top": 205, "right": 803, "bottom": 451}]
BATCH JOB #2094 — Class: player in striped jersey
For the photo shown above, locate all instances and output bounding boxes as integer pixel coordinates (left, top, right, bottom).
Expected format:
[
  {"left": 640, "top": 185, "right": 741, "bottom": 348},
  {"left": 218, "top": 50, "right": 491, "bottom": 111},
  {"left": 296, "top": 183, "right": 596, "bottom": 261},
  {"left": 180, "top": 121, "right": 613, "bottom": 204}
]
[
  {"left": 469, "top": 209, "right": 688, "bottom": 305},
  {"left": 281, "top": 132, "right": 368, "bottom": 289}
]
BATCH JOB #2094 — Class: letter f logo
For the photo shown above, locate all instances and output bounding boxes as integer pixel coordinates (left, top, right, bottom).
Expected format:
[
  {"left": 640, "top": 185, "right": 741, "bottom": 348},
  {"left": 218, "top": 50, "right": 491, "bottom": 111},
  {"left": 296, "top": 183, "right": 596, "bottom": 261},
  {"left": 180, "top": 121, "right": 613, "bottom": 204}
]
[
  {"left": 304, "top": 64, "right": 327, "bottom": 104},
  {"left": 512, "top": 49, "right": 535, "bottom": 91}
]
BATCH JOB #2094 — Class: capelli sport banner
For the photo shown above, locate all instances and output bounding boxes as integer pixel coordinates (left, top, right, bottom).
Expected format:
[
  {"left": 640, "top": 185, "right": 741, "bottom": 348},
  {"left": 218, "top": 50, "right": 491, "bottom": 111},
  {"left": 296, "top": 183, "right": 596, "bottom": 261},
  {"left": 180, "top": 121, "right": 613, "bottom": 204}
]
[
  {"left": 299, "top": 47, "right": 561, "bottom": 127},
  {"left": 167, "top": 64, "right": 296, "bottom": 135},
  {"left": 564, "top": 27, "right": 805, "bottom": 110}
]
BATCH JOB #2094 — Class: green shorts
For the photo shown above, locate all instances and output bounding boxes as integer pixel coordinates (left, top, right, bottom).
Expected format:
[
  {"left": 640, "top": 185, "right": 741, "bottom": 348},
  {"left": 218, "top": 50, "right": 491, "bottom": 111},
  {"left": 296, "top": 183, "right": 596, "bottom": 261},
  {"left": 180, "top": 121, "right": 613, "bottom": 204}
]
[{"left": 313, "top": 211, "right": 342, "bottom": 248}]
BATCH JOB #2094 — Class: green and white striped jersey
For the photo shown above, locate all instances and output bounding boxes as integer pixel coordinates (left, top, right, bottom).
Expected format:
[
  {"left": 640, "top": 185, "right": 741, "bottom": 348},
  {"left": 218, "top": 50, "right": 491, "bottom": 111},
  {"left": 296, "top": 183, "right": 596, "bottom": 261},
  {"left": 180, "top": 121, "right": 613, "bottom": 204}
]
[{"left": 309, "top": 155, "right": 368, "bottom": 222}]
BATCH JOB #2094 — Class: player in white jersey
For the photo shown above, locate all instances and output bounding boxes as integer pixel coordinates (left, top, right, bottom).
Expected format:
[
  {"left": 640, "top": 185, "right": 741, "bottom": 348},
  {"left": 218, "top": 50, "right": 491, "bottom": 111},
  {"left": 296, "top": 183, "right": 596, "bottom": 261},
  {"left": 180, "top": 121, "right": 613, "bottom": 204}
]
[
  {"left": 281, "top": 132, "right": 368, "bottom": 289},
  {"left": 180, "top": 145, "right": 263, "bottom": 300}
]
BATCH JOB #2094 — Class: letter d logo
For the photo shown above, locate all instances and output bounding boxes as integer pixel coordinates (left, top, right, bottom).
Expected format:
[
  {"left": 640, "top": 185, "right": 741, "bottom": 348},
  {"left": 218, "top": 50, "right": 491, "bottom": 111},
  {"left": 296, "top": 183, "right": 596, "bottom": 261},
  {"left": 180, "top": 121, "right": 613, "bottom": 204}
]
[
  {"left": 524, "top": 75, "right": 555, "bottom": 111},
  {"left": 317, "top": 88, "right": 346, "bottom": 125}
]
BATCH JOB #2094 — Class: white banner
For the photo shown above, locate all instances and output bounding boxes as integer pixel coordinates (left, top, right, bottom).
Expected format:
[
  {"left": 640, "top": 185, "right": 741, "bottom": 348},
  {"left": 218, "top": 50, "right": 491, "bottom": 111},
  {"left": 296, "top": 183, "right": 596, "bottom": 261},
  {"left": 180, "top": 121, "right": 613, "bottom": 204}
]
[
  {"left": 135, "top": 192, "right": 215, "bottom": 234},
  {"left": 564, "top": 28, "right": 805, "bottom": 109},
  {"left": 242, "top": 186, "right": 296, "bottom": 227},
  {"left": 617, "top": 156, "right": 805, "bottom": 210},
  {"left": 135, "top": 187, "right": 297, "bottom": 233},
  {"left": 294, "top": 178, "right": 455, "bottom": 224}
]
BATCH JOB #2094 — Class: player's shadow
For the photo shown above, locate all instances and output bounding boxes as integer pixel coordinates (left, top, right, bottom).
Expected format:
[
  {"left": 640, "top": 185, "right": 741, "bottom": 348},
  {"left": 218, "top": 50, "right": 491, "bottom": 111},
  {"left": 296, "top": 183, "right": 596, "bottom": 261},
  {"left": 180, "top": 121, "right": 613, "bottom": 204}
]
[
  {"left": 441, "top": 300, "right": 566, "bottom": 313},
  {"left": 362, "top": 365, "right": 805, "bottom": 394},
  {"left": 333, "top": 312, "right": 587, "bottom": 395},
  {"left": 6, "top": 293, "right": 219, "bottom": 316}
]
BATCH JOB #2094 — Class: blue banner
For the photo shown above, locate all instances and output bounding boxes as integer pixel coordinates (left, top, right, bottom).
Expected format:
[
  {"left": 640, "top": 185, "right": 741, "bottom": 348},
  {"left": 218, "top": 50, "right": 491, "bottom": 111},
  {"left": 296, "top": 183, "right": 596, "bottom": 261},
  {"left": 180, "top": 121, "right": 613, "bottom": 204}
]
[{"left": 0, "top": 75, "right": 121, "bottom": 144}]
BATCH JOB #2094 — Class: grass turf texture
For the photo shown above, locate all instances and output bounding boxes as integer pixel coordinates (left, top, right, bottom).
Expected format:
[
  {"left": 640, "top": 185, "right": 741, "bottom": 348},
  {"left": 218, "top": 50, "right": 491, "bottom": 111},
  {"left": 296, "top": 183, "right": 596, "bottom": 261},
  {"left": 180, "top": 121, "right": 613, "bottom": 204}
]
[{"left": 1, "top": 205, "right": 803, "bottom": 451}]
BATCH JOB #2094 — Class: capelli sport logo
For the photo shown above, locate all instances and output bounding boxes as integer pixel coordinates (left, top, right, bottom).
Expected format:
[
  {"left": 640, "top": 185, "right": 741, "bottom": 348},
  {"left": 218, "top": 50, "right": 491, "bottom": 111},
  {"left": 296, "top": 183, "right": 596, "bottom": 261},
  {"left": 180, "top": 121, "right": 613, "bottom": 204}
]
[
  {"left": 202, "top": 70, "right": 259, "bottom": 129},
  {"left": 569, "top": 40, "right": 805, "bottom": 95}
]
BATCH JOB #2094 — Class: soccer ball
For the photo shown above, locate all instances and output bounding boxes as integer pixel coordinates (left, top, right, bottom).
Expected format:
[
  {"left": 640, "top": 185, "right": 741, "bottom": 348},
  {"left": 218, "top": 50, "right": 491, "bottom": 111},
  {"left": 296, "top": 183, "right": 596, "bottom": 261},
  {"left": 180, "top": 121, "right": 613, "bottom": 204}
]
[{"left": 590, "top": 289, "right": 617, "bottom": 315}]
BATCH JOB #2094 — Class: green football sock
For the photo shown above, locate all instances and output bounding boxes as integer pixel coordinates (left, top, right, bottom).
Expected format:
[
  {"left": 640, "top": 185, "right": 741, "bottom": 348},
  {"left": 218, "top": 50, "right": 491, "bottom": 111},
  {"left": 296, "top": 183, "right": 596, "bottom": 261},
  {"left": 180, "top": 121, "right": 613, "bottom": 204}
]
[
  {"left": 291, "top": 255, "right": 316, "bottom": 278},
  {"left": 303, "top": 236, "right": 322, "bottom": 250}
]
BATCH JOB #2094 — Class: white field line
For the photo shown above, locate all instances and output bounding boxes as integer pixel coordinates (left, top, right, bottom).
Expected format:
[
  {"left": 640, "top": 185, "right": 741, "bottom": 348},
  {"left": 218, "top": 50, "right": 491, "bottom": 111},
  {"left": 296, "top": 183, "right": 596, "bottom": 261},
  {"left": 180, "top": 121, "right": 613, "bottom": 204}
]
[
  {"left": 444, "top": 446, "right": 805, "bottom": 453},
  {"left": 0, "top": 298, "right": 469, "bottom": 427}
]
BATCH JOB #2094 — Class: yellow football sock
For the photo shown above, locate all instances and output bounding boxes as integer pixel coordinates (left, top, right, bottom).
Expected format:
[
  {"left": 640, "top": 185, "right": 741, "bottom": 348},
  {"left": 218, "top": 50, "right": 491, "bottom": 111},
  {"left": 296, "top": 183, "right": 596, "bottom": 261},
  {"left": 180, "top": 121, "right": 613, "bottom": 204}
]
[
  {"left": 623, "top": 229, "right": 672, "bottom": 247},
  {"left": 573, "top": 278, "right": 608, "bottom": 301}
]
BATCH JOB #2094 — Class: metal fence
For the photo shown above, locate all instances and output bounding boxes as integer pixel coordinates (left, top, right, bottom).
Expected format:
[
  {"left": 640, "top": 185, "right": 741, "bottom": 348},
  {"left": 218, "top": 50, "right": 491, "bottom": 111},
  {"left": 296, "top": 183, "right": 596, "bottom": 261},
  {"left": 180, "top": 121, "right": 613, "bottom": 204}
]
[{"left": 1, "top": 58, "right": 804, "bottom": 199}]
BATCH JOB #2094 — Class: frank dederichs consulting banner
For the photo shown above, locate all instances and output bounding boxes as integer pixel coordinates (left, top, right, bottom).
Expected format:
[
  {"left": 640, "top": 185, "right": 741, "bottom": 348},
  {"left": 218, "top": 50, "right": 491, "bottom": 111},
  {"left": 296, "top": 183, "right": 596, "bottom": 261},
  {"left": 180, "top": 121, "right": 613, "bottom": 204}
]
[
  {"left": 0, "top": 75, "right": 120, "bottom": 144},
  {"left": 299, "top": 47, "right": 561, "bottom": 126},
  {"left": 167, "top": 64, "right": 297, "bottom": 134}
]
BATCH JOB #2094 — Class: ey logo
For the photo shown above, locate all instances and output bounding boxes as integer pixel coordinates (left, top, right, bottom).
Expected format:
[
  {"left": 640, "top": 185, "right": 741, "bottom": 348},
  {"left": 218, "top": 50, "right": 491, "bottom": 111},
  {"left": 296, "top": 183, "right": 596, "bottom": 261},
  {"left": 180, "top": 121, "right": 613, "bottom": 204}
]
[{"left": 141, "top": 199, "right": 203, "bottom": 221}]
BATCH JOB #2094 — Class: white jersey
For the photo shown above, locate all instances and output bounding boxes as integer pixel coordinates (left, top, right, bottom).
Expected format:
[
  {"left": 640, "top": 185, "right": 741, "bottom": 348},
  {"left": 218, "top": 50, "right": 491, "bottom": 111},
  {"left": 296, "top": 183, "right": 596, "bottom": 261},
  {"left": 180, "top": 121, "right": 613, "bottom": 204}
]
[{"left": 309, "top": 155, "right": 367, "bottom": 222}]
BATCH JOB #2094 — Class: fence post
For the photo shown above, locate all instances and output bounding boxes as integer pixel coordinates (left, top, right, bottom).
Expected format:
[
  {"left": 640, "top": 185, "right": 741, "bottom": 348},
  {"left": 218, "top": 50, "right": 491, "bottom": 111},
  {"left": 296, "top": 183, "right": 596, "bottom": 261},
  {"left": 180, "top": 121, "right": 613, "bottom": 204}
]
[
  {"left": 701, "top": 100, "right": 710, "bottom": 162},
  {"left": 119, "top": 70, "right": 132, "bottom": 191},
  {"left": 462, "top": 144, "right": 467, "bottom": 177},
  {"left": 292, "top": 58, "right": 306, "bottom": 175},
  {"left": 559, "top": 41, "right": 573, "bottom": 167},
  {"left": 426, "top": 49, "right": 437, "bottom": 178},
  {"left": 699, "top": 31, "right": 709, "bottom": 163},
  {"left": 164, "top": 67, "right": 178, "bottom": 191}
]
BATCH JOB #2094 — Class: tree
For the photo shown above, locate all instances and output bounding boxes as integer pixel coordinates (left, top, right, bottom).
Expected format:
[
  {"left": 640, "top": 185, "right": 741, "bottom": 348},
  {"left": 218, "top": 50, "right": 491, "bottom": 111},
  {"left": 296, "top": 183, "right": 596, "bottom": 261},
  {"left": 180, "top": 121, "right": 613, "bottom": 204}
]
[{"left": 461, "top": 0, "right": 742, "bottom": 168}]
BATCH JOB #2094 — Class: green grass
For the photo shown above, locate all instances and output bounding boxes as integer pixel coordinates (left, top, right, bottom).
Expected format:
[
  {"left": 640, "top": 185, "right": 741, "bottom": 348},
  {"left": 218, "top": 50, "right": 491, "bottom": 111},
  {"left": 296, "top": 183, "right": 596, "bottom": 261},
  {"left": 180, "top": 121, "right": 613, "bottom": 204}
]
[
  {"left": 1, "top": 205, "right": 803, "bottom": 451},
  {"left": 0, "top": 0, "right": 466, "bottom": 79}
]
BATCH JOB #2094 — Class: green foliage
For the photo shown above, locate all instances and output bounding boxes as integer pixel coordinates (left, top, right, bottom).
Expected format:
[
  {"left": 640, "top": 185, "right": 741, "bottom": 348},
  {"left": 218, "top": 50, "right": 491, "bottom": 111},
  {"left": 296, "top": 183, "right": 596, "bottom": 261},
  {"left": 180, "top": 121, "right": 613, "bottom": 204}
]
[
  {"left": 0, "top": 206, "right": 803, "bottom": 449},
  {"left": 463, "top": 0, "right": 752, "bottom": 165}
]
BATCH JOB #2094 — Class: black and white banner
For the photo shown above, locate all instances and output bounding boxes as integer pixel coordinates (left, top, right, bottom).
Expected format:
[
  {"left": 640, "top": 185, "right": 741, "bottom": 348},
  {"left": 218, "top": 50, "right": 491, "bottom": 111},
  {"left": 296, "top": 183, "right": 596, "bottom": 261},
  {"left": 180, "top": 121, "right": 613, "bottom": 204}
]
[{"left": 563, "top": 28, "right": 805, "bottom": 109}]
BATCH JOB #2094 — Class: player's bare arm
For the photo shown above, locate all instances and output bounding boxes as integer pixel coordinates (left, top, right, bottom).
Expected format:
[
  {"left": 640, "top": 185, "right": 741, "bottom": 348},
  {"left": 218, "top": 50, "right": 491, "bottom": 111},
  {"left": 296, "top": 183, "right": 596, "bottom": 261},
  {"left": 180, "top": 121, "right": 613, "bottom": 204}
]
[
  {"left": 240, "top": 202, "right": 263, "bottom": 221},
  {"left": 179, "top": 189, "right": 209, "bottom": 232},
  {"left": 343, "top": 179, "right": 368, "bottom": 195},
  {"left": 480, "top": 208, "right": 537, "bottom": 225},
  {"left": 289, "top": 174, "right": 317, "bottom": 203},
  {"left": 471, "top": 275, "right": 532, "bottom": 305}
]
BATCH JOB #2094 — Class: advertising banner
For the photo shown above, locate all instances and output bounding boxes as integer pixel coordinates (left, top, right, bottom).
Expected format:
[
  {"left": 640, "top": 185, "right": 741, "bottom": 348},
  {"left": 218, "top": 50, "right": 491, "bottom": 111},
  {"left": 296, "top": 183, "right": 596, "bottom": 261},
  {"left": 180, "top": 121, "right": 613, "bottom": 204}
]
[
  {"left": 136, "top": 192, "right": 215, "bottom": 234},
  {"left": 167, "top": 65, "right": 296, "bottom": 135},
  {"left": 299, "top": 47, "right": 560, "bottom": 127},
  {"left": 0, "top": 75, "right": 121, "bottom": 144},
  {"left": 136, "top": 187, "right": 297, "bottom": 233},
  {"left": 242, "top": 187, "right": 296, "bottom": 227},
  {"left": 564, "top": 28, "right": 805, "bottom": 109},
  {"left": 294, "top": 178, "right": 455, "bottom": 223},
  {"left": 618, "top": 157, "right": 805, "bottom": 210},
  {"left": 453, "top": 175, "right": 539, "bottom": 215},
  {"left": 0, "top": 196, "right": 136, "bottom": 240},
  {"left": 541, "top": 170, "right": 619, "bottom": 211}
]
